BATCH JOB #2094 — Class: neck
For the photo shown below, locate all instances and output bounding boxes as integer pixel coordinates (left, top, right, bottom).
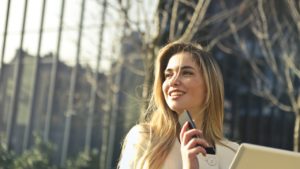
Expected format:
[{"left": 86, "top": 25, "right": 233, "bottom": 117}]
[{"left": 189, "top": 109, "right": 204, "bottom": 129}]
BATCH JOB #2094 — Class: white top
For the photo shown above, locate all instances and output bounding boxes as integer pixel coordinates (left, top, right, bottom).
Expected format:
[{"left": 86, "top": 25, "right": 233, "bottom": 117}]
[{"left": 118, "top": 125, "right": 239, "bottom": 169}]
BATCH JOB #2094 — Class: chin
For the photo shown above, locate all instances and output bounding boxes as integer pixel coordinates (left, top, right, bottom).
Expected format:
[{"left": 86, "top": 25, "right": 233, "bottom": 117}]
[
  {"left": 167, "top": 101, "right": 185, "bottom": 111},
  {"left": 169, "top": 106, "right": 184, "bottom": 114}
]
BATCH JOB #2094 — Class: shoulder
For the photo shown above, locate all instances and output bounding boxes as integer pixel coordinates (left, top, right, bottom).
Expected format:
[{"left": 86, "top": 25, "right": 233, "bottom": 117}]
[
  {"left": 124, "top": 124, "right": 150, "bottom": 147},
  {"left": 215, "top": 139, "right": 240, "bottom": 169},
  {"left": 219, "top": 139, "right": 240, "bottom": 153},
  {"left": 118, "top": 124, "right": 150, "bottom": 168},
  {"left": 125, "top": 125, "right": 143, "bottom": 142}
]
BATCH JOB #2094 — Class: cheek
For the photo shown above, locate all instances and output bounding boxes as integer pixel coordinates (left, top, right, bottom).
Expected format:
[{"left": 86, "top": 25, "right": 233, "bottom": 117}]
[
  {"left": 193, "top": 85, "right": 206, "bottom": 102},
  {"left": 162, "top": 81, "right": 169, "bottom": 97}
]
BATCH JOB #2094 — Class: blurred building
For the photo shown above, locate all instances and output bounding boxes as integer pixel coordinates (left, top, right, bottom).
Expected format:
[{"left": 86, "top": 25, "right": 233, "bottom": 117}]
[
  {"left": 0, "top": 49, "right": 107, "bottom": 165},
  {"left": 104, "top": 31, "right": 145, "bottom": 168}
]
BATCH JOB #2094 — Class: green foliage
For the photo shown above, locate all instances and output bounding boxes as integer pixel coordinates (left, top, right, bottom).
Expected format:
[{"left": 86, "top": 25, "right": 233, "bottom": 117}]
[
  {"left": 0, "top": 136, "right": 99, "bottom": 169},
  {"left": 0, "top": 142, "right": 15, "bottom": 169},
  {"left": 11, "top": 136, "right": 55, "bottom": 169},
  {"left": 0, "top": 136, "right": 56, "bottom": 169},
  {"left": 66, "top": 149, "right": 99, "bottom": 169}
]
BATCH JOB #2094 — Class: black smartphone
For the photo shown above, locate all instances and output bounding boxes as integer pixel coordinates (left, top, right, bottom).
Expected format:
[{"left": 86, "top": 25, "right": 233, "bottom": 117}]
[{"left": 178, "top": 110, "right": 216, "bottom": 154}]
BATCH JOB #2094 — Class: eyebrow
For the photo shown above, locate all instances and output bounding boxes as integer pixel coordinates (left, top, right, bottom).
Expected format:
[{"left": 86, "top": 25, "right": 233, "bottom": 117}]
[{"left": 164, "top": 65, "right": 195, "bottom": 73}]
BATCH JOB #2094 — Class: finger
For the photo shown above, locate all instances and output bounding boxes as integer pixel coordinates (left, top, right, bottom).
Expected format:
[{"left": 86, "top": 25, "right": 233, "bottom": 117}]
[
  {"left": 187, "top": 146, "right": 207, "bottom": 157},
  {"left": 186, "top": 138, "right": 209, "bottom": 149},
  {"left": 182, "top": 129, "right": 204, "bottom": 145},
  {"left": 179, "top": 122, "right": 190, "bottom": 144},
  {"left": 185, "top": 128, "right": 203, "bottom": 139}
]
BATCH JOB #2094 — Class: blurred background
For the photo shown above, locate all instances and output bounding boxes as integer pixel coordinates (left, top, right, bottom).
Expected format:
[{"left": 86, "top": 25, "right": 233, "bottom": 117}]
[{"left": 0, "top": 0, "right": 299, "bottom": 168}]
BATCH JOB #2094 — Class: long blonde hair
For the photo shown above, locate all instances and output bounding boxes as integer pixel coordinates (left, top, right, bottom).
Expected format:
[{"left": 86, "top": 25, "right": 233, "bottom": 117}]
[{"left": 120, "top": 41, "right": 224, "bottom": 169}]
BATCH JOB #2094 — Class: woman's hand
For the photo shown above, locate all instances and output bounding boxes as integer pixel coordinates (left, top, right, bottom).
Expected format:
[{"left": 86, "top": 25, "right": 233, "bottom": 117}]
[{"left": 179, "top": 122, "right": 209, "bottom": 169}]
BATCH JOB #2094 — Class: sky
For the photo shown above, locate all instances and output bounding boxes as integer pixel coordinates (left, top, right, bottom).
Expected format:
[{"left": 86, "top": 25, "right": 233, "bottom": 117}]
[{"left": 0, "top": 0, "right": 158, "bottom": 72}]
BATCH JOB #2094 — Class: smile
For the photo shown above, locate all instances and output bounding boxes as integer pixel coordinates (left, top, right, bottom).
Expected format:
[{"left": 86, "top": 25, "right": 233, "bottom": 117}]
[{"left": 169, "top": 90, "right": 185, "bottom": 98}]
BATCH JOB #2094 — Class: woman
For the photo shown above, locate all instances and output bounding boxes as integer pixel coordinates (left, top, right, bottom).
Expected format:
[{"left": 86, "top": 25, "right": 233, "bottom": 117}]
[{"left": 118, "top": 41, "right": 239, "bottom": 169}]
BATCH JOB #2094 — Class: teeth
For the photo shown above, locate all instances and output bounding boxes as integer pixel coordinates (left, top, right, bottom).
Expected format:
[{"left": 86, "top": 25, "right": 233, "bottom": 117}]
[{"left": 170, "top": 91, "right": 184, "bottom": 96}]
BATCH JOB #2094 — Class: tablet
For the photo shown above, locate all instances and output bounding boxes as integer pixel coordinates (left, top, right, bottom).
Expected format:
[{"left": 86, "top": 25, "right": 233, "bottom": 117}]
[{"left": 229, "top": 143, "right": 300, "bottom": 169}]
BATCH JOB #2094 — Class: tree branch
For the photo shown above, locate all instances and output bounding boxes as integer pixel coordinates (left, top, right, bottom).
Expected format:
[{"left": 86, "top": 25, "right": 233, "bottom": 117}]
[
  {"left": 169, "top": 0, "right": 179, "bottom": 40},
  {"left": 179, "top": 0, "right": 211, "bottom": 41},
  {"left": 287, "top": 0, "right": 300, "bottom": 36}
]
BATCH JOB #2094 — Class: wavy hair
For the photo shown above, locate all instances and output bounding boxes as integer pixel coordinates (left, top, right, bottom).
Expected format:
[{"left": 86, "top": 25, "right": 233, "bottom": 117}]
[{"left": 119, "top": 41, "right": 224, "bottom": 169}]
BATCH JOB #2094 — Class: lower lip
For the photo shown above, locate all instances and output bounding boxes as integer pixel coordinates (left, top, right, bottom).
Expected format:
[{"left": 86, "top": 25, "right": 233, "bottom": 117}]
[{"left": 170, "top": 94, "right": 183, "bottom": 99}]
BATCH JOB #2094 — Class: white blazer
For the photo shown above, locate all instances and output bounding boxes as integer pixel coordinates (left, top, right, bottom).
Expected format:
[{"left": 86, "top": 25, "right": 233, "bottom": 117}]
[
  {"left": 118, "top": 125, "right": 239, "bottom": 169},
  {"left": 163, "top": 138, "right": 239, "bottom": 169}
]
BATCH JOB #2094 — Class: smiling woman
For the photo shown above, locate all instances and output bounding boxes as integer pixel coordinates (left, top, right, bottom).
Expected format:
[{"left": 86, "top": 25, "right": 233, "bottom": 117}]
[
  {"left": 117, "top": 41, "right": 239, "bottom": 169},
  {"left": 162, "top": 52, "right": 207, "bottom": 118}
]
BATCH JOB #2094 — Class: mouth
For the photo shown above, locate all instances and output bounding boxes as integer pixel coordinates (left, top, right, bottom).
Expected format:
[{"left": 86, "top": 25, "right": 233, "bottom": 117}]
[{"left": 169, "top": 89, "right": 185, "bottom": 98}]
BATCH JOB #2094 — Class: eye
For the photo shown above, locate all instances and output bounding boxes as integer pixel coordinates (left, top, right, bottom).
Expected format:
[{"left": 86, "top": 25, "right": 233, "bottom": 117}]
[
  {"left": 164, "top": 72, "right": 173, "bottom": 79},
  {"left": 182, "top": 70, "right": 193, "bottom": 76}
]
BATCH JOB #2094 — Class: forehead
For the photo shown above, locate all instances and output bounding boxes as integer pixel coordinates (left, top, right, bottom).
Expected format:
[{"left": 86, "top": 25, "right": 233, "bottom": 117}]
[{"left": 166, "top": 52, "right": 198, "bottom": 69}]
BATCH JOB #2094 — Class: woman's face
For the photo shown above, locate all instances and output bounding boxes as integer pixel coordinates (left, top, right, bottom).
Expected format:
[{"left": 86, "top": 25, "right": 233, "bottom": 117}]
[{"left": 162, "top": 52, "right": 206, "bottom": 115}]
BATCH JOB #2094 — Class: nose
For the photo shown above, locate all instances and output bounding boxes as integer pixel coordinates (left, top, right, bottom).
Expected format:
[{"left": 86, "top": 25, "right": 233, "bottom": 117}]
[{"left": 169, "top": 73, "right": 180, "bottom": 86}]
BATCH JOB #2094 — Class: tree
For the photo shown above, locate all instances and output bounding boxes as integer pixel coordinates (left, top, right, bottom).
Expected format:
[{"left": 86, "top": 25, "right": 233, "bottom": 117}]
[{"left": 217, "top": 0, "right": 300, "bottom": 151}]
